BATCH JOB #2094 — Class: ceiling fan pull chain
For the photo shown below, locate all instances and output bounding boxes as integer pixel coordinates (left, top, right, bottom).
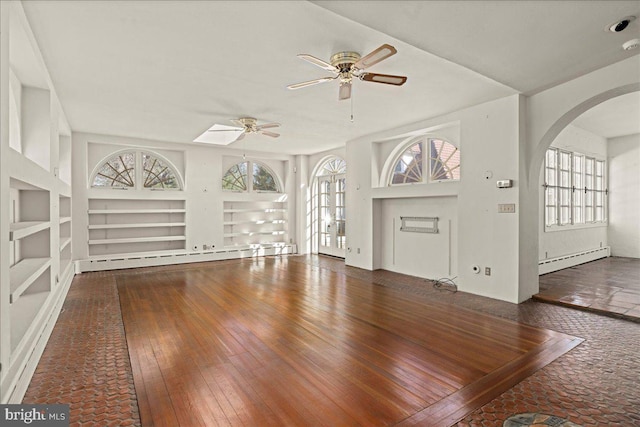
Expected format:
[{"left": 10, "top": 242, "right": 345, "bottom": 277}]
[{"left": 350, "top": 88, "right": 354, "bottom": 122}]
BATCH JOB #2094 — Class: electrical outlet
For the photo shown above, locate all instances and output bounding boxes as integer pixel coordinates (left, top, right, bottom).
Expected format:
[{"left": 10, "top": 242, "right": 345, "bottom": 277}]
[
  {"left": 357, "top": 248, "right": 360, "bottom": 254},
  {"left": 485, "top": 267, "right": 491, "bottom": 276}
]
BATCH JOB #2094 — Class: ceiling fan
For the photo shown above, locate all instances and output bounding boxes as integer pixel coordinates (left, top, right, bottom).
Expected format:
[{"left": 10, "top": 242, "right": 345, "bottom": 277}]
[
  {"left": 287, "top": 44, "right": 407, "bottom": 100},
  {"left": 207, "top": 117, "right": 280, "bottom": 141}
]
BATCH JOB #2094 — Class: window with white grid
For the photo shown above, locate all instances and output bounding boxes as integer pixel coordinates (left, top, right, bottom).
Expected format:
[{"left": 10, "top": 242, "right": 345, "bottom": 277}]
[{"left": 544, "top": 148, "right": 607, "bottom": 229}]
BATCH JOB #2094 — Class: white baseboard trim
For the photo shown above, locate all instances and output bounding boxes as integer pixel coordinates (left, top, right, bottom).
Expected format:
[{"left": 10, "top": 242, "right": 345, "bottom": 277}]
[
  {"left": 539, "top": 246, "right": 610, "bottom": 275},
  {"left": 75, "top": 244, "right": 298, "bottom": 273}
]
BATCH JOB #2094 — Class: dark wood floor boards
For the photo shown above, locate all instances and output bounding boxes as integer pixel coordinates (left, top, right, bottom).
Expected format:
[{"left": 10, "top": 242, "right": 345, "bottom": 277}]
[{"left": 117, "top": 257, "right": 580, "bottom": 426}]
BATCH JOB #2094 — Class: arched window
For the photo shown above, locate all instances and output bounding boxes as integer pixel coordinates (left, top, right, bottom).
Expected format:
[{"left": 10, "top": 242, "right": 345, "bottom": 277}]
[
  {"left": 428, "top": 139, "right": 460, "bottom": 181},
  {"left": 252, "top": 162, "right": 279, "bottom": 192},
  {"left": 92, "top": 152, "right": 136, "bottom": 188},
  {"left": 222, "top": 161, "right": 281, "bottom": 193},
  {"left": 318, "top": 157, "right": 346, "bottom": 176},
  {"left": 222, "top": 162, "right": 248, "bottom": 191},
  {"left": 389, "top": 138, "right": 460, "bottom": 185},
  {"left": 392, "top": 143, "right": 422, "bottom": 184},
  {"left": 91, "top": 150, "right": 182, "bottom": 190},
  {"left": 142, "top": 152, "right": 181, "bottom": 189}
]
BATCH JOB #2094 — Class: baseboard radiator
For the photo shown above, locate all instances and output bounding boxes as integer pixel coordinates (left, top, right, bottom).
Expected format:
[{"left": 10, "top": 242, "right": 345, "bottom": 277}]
[
  {"left": 538, "top": 246, "right": 610, "bottom": 275},
  {"left": 75, "top": 244, "right": 297, "bottom": 273}
]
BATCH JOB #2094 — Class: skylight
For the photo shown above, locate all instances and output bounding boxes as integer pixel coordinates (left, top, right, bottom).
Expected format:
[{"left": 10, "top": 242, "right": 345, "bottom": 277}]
[{"left": 193, "top": 124, "right": 243, "bottom": 145}]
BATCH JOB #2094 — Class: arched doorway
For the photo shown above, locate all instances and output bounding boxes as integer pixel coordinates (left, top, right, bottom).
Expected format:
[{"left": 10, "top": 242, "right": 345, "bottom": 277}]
[
  {"left": 520, "top": 83, "right": 640, "bottom": 304},
  {"left": 313, "top": 157, "right": 347, "bottom": 258}
]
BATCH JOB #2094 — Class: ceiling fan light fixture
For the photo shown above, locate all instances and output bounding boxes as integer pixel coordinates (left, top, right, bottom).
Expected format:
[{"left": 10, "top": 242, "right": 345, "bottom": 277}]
[{"left": 339, "top": 82, "right": 352, "bottom": 100}]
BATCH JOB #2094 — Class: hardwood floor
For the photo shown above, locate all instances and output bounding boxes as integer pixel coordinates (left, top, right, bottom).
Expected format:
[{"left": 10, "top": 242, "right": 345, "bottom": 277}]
[
  {"left": 535, "top": 257, "right": 640, "bottom": 321},
  {"left": 117, "top": 257, "right": 580, "bottom": 426}
]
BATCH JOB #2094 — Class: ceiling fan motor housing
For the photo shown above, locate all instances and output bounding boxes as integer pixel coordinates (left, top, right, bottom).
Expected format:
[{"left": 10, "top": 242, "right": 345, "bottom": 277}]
[{"left": 330, "top": 51, "right": 361, "bottom": 81}]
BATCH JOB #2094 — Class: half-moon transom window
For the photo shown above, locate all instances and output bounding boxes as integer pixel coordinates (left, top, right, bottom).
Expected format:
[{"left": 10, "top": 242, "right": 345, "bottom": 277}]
[
  {"left": 92, "top": 150, "right": 182, "bottom": 190},
  {"left": 92, "top": 152, "right": 136, "bottom": 188},
  {"left": 142, "top": 152, "right": 180, "bottom": 189},
  {"left": 318, "top": 158, "right": 346, "bottom": 176},
  {"left": 222, "top": 161, "right": 281, "bottom": 193},
  {"left": 389, "top": 138, "right": 460, "bottom": 185}
]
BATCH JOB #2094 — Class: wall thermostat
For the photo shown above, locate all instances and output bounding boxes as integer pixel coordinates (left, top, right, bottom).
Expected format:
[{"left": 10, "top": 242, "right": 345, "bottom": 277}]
[{"left": 496, "top": 179, "right": 513, "bottom": 188}]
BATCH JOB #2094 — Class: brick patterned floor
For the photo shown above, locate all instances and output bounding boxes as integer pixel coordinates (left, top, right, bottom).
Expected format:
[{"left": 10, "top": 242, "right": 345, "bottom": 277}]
[
  {"left": 22, "top": 273, "right": 140, "bottom": 427},
  {"left": 23, "top": 256, "right": 640, "bottom": 426}
]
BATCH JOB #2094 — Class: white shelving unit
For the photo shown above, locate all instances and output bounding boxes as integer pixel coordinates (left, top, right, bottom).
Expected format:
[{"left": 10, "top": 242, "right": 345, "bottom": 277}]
[
  {"left": 8, "top": 183, "right": 52, "bottom": 354},
  {"left": 87, "top": 198, "right": 186, "bottom": 256},
  {"left": 223, "top": 201, "right": 288, "bottom": 247},
  {"left": 1, "top": 2, "right": 75, "bottom": 403},
  {"left": 59, "top": 195, "right": 72, "bottom": 278}
]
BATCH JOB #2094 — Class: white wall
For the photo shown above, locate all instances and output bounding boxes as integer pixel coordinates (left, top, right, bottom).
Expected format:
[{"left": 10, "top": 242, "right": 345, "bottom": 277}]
[
  {"left": 378, "top": 196, "right": 457, "bottom": 280},
  {"left": 72, "top": 132, "right": 297, "bottom": 261},
  {"left": 538, "top": 125, "right": 608, "bottom": 260},
  {"left": 608, "top": 133, "right": 640, "bottom": 258},
  {"left": 346, "top": 95, "right": 525, "bottom": 303}
]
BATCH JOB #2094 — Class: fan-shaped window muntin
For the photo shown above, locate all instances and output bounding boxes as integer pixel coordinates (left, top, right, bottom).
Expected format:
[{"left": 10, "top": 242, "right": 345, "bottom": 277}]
[
  {"left": 222, "top": 162, "right": 248, "bottom": 192},
  {"left": 91, "top": 150, "right": 182, "bottom": 190},
  {"left": 142, "top": 152, "right": 180, "bottom": 189},
  {"left": 392, "top": 143, "right": 422, "bottom": 184},
  {"left": 428, "top": 139, "right": 460, "bottom": 181},
  {"left": 318, "top": 158, "right": 346, "bottom": 176},
  {"left": 389, "top": 138, "right": 460, "bottom": 185},
  {"left": 92, "top": 152, "right": 136, "bottom": 188},
  {"left": 222, "top": 161, "right": 281, "bottom": 193}
]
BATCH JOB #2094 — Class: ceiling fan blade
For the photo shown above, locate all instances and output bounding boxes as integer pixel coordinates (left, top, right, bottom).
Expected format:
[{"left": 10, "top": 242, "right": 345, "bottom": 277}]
[
  {"left": 297, "top": 54, "right": 338, "bottom": 72},
  {"left": 255, "top": 123, "right": 280, "bottom": 130},
  {"left": 261, "top": 131, "right": 280, "bottom": 138},
  {"left": 360, "top": 72, "right": 407, "bottom": 86},
  {"left": 236, "top": 132, "right": 246, "bottom": 141},
  {"left": 339, "top": 81, "right": 352, "bottom": 101},
  {"left": 287, "top": 76, "right": 337, "bottom": 90},
  {"left": 353, "top": 44, "right": 397, "bottom": 70},
  {"left": 230, "top": 119, "right": 244, "bottom": 126}
]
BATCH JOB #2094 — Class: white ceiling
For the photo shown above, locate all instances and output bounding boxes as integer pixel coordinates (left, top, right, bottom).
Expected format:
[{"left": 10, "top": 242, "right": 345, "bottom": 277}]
[
  {"left": 572, "top": 92, "right": 640, "bottom": 138},
  {"left": 20, "top": 1, "right": 640, "bottom": 154}
]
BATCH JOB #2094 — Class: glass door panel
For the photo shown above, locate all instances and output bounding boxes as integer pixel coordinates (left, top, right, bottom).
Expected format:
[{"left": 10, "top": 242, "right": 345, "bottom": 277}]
[{"left": 318, "top": 174, "right": 346, "bottom": 257}]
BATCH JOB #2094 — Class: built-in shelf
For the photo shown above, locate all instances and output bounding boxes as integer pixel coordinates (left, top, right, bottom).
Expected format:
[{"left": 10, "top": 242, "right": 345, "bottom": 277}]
[
  {"left": 59, "top": 237, "right": 71, "bottom": 251},
  {"left": 223, "top": 220, "right": 287, "bottom": 226},
  {"left": 88, "top": 208, "right": 186, "bottom": 214},
  {"left": 223, "top": 208, "right": 287, "bottom": 213},
  {"left": 59, "top": 216, "right": 71, "bottom": 224},
  {"left": 9, "top": 221, "right": 51, "bottom": 241},
  {"left": 89, "top": 236, "right": 187, "bottom": 245},
  {"left": 10, "top": 291, "right": 50, "bottom": 352},
  {"left": 224, "top": 231, "right": 286, "bottom": 237},
  {"left": 223, "top": 200, "right": 288, "bottom": 247},
  {"left": 9, "top": 258, "right": 52, "bottom": 304},
  {"left": 88, "top": 222, "right": 186, "bottom": 230},
  {"left": 87, "top": 198, "right": 186, "bottom": 257}
]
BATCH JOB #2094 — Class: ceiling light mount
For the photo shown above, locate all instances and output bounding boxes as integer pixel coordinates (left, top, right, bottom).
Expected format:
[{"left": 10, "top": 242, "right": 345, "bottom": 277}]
[{"left": 608, "top": 16, "right": 636, "bottom": 32}]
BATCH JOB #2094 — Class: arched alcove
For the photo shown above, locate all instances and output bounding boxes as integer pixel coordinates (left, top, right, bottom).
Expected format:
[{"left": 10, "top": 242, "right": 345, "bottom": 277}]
[{"left": 521, "top": 82, "right": 640, "bottom": 301}]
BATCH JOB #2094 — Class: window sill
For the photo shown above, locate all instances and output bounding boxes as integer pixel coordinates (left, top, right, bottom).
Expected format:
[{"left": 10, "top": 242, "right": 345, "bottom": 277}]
[{"left": 544, "top": 222, "right": 607, "bottom": 233}]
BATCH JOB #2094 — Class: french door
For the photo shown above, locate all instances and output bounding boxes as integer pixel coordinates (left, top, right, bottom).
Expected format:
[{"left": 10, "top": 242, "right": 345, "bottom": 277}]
[{"left": 318, "top": 174, "right": 346, "bottom": 258}]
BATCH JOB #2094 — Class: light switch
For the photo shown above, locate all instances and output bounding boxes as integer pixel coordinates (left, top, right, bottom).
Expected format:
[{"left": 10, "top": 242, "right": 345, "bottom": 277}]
[{"left": 498, "top": 204, "right": 516, "bottom": 213}]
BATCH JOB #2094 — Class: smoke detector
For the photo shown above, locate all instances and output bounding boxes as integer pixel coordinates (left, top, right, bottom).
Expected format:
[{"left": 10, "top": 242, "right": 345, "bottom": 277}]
[
  {"left": 607, "top": 16, "right": 636, "bottom": 32},
  {"left": 623, "top": 38, "right": 640, "bottom": 51}
]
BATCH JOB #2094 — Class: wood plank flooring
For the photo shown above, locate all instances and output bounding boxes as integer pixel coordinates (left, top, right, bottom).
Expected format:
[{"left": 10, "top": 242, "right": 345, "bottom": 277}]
[{"left": 117, "top": 257, "right": 580, "bottom": 426}]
